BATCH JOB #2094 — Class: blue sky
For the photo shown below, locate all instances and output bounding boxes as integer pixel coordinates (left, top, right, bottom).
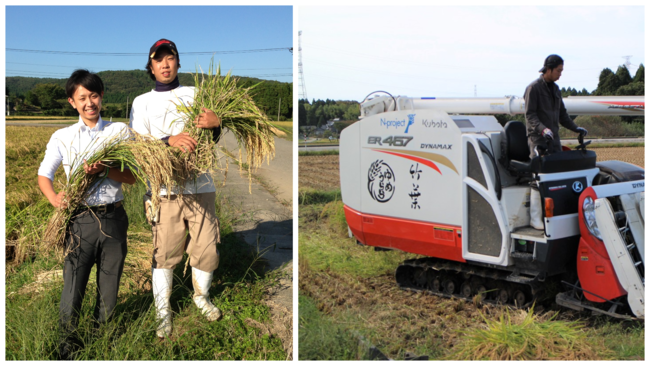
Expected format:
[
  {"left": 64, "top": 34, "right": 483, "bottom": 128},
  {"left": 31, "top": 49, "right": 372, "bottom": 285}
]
[
  {"left": 5, "top": 6, "right": 293, "bottom": 82},
  {"left": 298, "top": 5, "right": 645, "bottom": 101}
]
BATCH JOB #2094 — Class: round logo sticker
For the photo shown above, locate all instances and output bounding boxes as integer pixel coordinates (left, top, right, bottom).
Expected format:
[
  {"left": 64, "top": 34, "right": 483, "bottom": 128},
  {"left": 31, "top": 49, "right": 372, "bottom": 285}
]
[
  {"left": 572, "top": 181, "right": 584, "bottom": 193},
  {"left": 368, "top": 159, "right": 396, "bottom": 202}
]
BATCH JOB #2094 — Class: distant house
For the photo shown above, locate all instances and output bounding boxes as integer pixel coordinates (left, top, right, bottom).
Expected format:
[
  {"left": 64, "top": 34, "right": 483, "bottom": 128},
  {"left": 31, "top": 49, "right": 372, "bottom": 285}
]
[
  {"left": 325, "top": 118, "right": 339, "bottom": 132},
  {"left": 313, "top": 118, "right": 341, "bottom": 137},
  {"left": 313, "top": 125, "right": 327, "bottom": 137}
]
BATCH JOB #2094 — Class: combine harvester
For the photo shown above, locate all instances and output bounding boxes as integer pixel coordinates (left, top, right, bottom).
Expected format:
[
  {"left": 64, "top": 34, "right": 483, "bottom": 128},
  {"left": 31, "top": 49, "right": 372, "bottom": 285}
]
[{"left": 340, "top": 93, "right": 644, "bottom": 319}]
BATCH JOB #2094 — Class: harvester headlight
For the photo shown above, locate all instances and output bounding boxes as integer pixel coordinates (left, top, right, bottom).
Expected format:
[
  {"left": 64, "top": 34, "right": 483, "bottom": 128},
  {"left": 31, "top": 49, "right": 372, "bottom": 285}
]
[{"left": 583, "top": 196, "right": 602, "bottom": 240}]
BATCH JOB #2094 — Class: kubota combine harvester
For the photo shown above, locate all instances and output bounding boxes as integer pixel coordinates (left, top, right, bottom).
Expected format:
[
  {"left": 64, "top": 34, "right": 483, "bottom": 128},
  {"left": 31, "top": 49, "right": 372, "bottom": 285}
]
[{"left": 340, "top": 94, "right": 644, "bottom": 319}]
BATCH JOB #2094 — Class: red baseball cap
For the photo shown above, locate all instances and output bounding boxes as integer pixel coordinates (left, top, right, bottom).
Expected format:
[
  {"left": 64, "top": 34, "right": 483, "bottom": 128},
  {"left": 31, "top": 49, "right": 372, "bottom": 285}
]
[{"left": 149, "top": 39, "right": 179, "bottom": 60}]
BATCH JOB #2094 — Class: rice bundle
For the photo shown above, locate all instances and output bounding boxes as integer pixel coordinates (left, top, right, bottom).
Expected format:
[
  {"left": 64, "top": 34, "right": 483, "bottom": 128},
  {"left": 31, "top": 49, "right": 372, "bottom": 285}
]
[
  {"left": 42, "top": 132, "right": 184, "bottom": 251},
  {"left": 176, "top": 59, "right": 276, "bottom": 190},
  {"left": 42, "top": 132, "right": 142, "bottom": 251},
  {"left": 127, "top": 133, "right": 187, "bottom": 222}
]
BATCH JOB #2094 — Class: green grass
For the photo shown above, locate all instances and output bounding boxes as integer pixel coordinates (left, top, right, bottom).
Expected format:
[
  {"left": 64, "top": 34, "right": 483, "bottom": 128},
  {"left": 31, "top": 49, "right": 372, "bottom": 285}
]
[
  {"left": 299, "top": 188, "right": 342, "bottom": 205},
  {"left": 6, "top": 249, "right": 284, "bottom": 360},
  {"left": 299, "top": 141, "right": 340, "bottom": 146},
  {"left": 448, "top": 308, "right": 609, "bottom": 360},
  {"left": 5, "top": 126, "right": 288, "bottom": 360},
  {"left": 299, "top": 201, "right": 410, "bottom": 279},
  {"left": 298, "top": 294, "right": 361, "bottom": 360},
  {"left": 6, "top": 188, "right": 286, "bottom": 360},
  {"left": 591, "top": 318, "right": 645, "bottom": 360},
  {"left": 298, "top": 150, "right": 340, "bottom": 156},
  {"left": 121, "top": 182, "right": 150, "bottom": 229}
]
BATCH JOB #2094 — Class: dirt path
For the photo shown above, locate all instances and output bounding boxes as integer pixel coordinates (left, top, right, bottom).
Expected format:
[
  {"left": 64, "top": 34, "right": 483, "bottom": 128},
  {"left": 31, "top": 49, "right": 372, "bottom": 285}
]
[{"left": 216, "top": 132, "right": 293, "bottom": 358}]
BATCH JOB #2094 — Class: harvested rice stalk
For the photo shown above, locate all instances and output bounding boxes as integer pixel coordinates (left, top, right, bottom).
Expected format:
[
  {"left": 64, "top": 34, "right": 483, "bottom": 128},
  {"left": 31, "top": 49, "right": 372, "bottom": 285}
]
[
  {"left": 42, "top": 132, "right": 143, "bottom": 252},
  {"left": 127, "top": 132, "right": 187, "bottom": 222},
  {"left": 176, "top": 59, "right": 276, "bottom": 192}
]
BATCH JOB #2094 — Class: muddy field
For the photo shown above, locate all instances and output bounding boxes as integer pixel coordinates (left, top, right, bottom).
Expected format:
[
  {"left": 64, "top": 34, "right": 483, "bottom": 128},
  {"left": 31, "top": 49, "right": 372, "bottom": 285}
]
[{"left": 299, "top": 147, "right": 644, "bottom": 191}]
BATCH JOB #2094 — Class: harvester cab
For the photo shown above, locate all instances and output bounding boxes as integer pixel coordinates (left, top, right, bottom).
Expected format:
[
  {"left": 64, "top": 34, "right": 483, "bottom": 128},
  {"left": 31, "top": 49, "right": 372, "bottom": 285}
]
[{"left": 340, "top": 93, "right": 644, "bottom": 318}]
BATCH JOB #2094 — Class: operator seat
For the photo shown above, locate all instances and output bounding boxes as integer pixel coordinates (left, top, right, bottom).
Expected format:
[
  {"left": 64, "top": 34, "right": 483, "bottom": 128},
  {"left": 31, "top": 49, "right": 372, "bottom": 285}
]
[{"left": 500, "top": 120, "right": 539, "bottom": 179}]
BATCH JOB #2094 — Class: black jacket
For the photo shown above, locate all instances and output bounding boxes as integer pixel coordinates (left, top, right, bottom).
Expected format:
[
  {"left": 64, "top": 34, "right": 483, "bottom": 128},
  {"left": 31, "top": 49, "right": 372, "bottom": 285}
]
[{"left": 524, "top": 76, "right": 579, "bottom": 157}]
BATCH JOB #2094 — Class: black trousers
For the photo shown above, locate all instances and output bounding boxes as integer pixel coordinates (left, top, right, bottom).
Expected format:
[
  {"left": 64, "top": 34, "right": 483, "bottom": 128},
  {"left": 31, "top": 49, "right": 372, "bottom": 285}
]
[{"left": 59, "top": 205, "right": 128, "bottom": 343}]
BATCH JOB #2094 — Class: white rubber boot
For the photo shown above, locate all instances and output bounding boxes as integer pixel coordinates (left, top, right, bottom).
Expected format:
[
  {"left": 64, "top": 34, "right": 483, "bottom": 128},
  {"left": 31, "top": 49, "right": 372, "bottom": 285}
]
[
  {"left": 530, "top": 188, "right": 544, "bottom": 230},
  {"left": 192, "top": 267, "right": 222, "bottom": 321},
  {"left": 152, "top": 268, "right": 173, "bottom": 338}
]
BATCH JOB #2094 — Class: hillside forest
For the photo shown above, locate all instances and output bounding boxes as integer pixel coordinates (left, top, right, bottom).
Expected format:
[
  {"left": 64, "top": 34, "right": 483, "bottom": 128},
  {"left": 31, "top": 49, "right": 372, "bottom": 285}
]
[{"left": 6, "top": 70, "right": 293, "bottom": 120}]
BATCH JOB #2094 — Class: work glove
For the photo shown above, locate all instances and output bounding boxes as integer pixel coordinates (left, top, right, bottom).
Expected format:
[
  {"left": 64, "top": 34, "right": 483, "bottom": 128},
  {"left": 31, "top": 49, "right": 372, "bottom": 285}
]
[
  {"left": 576, "top": 127, "right": 588, "bottom": 136},
  {"left": 542, "top": 128, "right": 554, "bottom": 140}
]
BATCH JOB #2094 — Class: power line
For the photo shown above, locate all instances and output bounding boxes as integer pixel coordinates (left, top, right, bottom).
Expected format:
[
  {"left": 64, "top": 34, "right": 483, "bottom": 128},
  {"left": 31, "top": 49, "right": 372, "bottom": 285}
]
[
  {"left": 6, "top": 69, "right": 70, "bottom": 77},
  {"left": 6, "top": 61, "right": 292, "bottom": 72},
  {"left": 238, "top": 73, "right": 293, "bottom": 78},
  {"left": 7, "top": 47, "right": 291, "bottom": 56},
  {"left": 6, "top": 69, "right": 291, "bottom": 79},
  {"left": 6, "top": 62, "right": 77, "bottom": 68}
]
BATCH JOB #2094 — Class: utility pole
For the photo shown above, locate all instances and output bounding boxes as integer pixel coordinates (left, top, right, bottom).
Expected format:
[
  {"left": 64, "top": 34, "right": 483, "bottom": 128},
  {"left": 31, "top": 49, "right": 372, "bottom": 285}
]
[
  {"left": 126, "top": 95, "right": 129, "bottom": 119},
  {"left": 277, "top": 97, "right": 281, "bottom": 121}
]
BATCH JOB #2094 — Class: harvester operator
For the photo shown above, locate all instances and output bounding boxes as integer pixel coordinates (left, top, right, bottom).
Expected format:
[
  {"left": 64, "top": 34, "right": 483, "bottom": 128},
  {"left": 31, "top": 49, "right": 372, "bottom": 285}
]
[{"left": 523, "top": 54, "right": 588, "bottom": 229}]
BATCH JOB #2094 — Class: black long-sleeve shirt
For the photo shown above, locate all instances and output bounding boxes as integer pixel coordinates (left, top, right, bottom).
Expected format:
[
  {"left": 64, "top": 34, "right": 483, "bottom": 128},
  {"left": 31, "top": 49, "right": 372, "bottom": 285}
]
[{"left": 524, "top": 76, "right": 579, "bottom": 157}]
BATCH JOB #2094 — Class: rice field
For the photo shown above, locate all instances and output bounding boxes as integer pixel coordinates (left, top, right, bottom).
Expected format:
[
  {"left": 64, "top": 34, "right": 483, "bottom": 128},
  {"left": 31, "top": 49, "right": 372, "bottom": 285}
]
[
  {"left": 299, "top": 147, "right": 645, "bottom": 192},
  {"left": 298, "top": 146, "right": 645, "bottom": 360},
  {"left": 6, "top": 116, "right": 74, "bottom": 120}
]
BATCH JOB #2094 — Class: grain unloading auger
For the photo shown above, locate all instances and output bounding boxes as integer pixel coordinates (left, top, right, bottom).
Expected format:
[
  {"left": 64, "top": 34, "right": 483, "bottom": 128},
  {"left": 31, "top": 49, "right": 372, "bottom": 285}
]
[{"left": 339, "top": 93, "right": 644, "bottom": 319}]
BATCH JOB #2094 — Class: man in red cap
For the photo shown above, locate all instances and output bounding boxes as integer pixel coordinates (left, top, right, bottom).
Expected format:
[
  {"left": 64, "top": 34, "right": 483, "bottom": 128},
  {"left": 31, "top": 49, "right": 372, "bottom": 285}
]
[
  {"left": 130, "top": 39, "right": 223, "bottom": 338},
  {"left": 524, "top": 54, "right": 588, "bottom": 229}
]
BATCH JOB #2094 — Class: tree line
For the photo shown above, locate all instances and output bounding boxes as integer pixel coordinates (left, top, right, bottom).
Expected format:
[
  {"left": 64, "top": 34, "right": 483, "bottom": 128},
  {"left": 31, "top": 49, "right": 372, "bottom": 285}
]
[
  {"left": 298, "top": 99, "right": 359, "bottom": 128},
  {"left": 560, "top": 64, "right": 644, "bottom": 97},
  {"left": 6, "top": 70, "right": 292, "bottom": 120}
]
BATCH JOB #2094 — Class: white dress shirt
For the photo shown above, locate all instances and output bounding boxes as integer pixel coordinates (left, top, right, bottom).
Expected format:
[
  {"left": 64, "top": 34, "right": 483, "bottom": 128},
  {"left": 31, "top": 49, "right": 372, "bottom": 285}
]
[
  {"left": 129, "top": 85, "right": 216, "bottom": 195},
  {"left": 38, "top": 116, "right": 130, "bottom": 206}
]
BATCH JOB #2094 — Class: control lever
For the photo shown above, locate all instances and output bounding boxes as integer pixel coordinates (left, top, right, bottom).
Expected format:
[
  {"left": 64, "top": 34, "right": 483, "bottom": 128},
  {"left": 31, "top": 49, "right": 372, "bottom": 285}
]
[{"left": 576, "top": 132, "right": 591, "bottom": 150}]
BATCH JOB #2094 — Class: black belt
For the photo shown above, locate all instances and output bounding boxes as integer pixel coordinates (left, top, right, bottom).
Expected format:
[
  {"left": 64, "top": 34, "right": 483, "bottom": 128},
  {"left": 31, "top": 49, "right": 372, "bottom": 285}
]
[{"left": 77, "top": 201, "right": 123, "bottom": 214}]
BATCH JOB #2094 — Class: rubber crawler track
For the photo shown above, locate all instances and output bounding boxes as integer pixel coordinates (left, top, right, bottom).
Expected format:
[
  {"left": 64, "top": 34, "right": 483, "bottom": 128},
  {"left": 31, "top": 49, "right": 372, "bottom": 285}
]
[{"left": 395, "top": 257, "right": 548, "bottom": 309}]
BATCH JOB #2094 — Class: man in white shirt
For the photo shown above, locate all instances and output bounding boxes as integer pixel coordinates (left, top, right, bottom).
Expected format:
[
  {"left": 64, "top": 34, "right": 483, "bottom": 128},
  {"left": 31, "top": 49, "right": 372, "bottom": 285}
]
[
  {"left": 129, "top": 39, "right": 223, "bottom": 338},
  {"left": 38, "top": 69, "right": 135, "bottom": 359}
]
